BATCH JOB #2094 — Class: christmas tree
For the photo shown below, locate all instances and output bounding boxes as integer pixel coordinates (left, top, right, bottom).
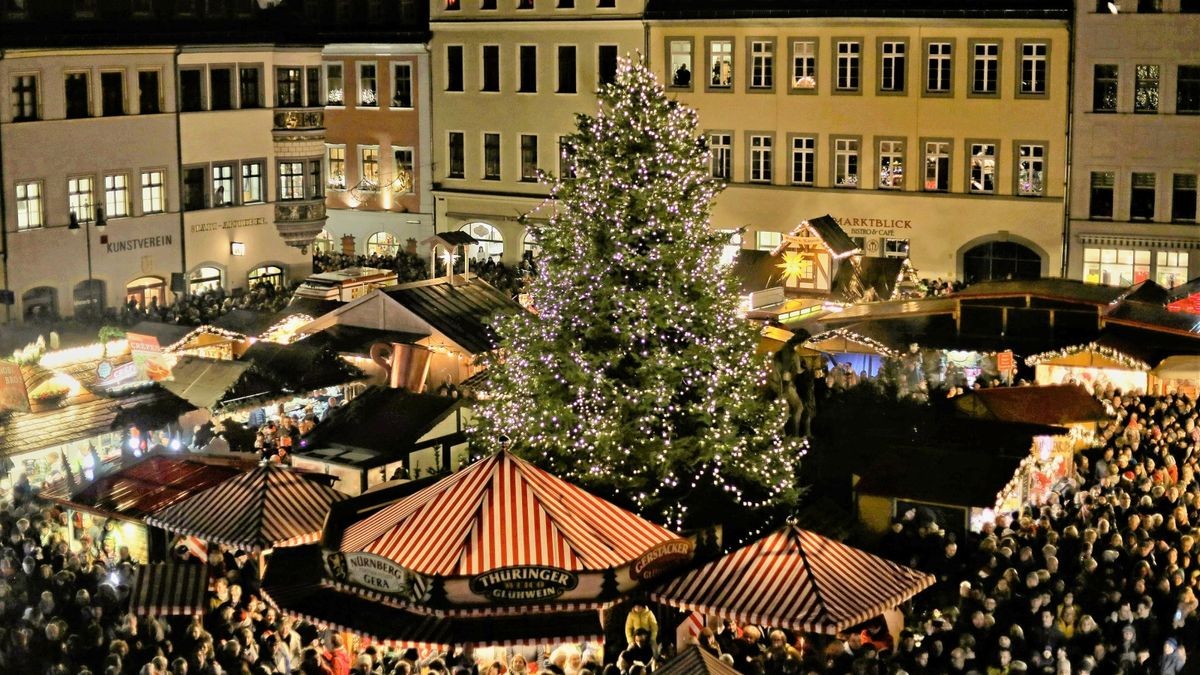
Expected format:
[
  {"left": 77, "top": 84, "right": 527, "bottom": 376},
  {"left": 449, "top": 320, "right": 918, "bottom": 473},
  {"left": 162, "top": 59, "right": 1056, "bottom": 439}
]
[{"left": 471, "top": 58, "right": 801, "bottom": 531}]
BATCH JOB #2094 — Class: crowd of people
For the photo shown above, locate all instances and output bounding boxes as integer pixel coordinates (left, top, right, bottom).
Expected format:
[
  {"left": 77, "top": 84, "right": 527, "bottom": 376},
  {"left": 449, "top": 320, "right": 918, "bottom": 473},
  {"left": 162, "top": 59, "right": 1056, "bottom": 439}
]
[{"left": 311, "top": 249, "right": 531, "bottom": 299}]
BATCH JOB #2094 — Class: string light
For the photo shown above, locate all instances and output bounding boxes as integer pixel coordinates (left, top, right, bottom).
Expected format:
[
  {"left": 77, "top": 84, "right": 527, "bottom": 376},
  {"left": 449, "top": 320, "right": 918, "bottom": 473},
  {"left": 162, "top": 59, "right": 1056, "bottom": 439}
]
[{"left": 1023, "top": 342, "right": 1152, "bottom": 371}]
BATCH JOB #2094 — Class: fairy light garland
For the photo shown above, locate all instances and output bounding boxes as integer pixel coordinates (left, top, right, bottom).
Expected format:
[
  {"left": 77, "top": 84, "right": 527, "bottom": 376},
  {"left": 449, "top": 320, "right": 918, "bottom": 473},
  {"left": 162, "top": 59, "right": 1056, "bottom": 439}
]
[
  {"left": 468, "top": 58, "right": 802, "bottom": 531},
  {"left": 807, "top": 328, "right": 900, "bottom": 358},
  {"left": 1023, "top": 342, "right": 1152, "bottom": 371}
]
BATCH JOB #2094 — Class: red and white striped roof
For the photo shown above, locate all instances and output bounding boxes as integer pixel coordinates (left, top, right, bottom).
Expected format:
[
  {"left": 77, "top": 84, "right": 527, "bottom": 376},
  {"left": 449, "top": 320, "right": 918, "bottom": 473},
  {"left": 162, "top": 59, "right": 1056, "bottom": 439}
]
[
  {"left": 651, "top": 524, "right": 934, "bottom": 634},
  {"left": 131, "top": 563, "right": 209, "bottom": 617},
  {"left": 147, "top": 463, "right": 348, "bottom": 550},
  {"left": 339, "top": 450, "right": 684, "bottom": 576}
]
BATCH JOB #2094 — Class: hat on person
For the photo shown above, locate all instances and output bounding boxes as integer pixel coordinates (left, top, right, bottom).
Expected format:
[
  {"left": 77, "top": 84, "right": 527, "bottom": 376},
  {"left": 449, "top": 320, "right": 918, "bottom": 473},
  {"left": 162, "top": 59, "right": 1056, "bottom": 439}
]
[{"left": 1010, "top": 661, "right": 1028, "bottom": 673}]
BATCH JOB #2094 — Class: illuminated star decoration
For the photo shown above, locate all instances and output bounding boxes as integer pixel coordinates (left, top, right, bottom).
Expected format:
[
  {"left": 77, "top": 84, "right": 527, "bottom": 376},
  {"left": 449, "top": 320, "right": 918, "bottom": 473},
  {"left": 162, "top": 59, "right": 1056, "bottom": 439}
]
[{"left": 777, "top": 250, "right": 810, "bottom": 286}]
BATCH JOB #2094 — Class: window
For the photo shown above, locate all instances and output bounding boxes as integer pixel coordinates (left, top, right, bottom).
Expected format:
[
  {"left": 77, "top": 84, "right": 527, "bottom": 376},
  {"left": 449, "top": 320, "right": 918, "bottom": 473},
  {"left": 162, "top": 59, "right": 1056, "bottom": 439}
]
[
  {"left": 884, "top": 238, "right": 910, "bottom": 259},
  {"left": 523, "top": 231, "right": 541, "bottom": 258},
  {"left": 1184, "top": 0, "right": 1200, "bottom": 11},
  {"left": 461, "top": 222, "right": 504, "bottom": 261},
  {"left": 668, "top": 39, "right": 694, "bottom": 88},
  {"left": 719, "top": 230, "right": 743, "bottom": 266},
  {"left": 15, "top": 181, "right": 42, "bottom": 230},
  {"left": 709, "top": 39, "right": 733, "bottom": 89},
  {"left": 709, "top": 133, "right": 731, "bottom": 180},
  {"left": 327, "top": 146, "right": 346, "bottom": 189},
  {"left": 969, "top": 143, "right": 996, "bottom": 194},
  {"left": 1131, "top": 172, "right": 1156, "bottom": 220},
  {"left": 971, "top": 42, "right": 999, "bottom": 95},
  {"left": 750, "top": 40, "right": 774, "bottom": 89},
  {"left": 519, "top": 46, "right": 537, "bottom": 93},
  {"left": 518, "top": 0, "right": 533, "bottom": 9},
  {"left": 279, "top": 161, "right": 305, "bottom": 200},
  {"left": 446, "top": 0, "right": 460, "bottom": 8},
  {"left": 879, "top": 41, "right": 906, "bottom": 93},
  {"left": 276, "top": 67, "right": 303, "bottom": 107},
  {"left": 1178, "top": 66, "right": 1200, "bottom": 114},
  {"left": 68, "top": 176, "right": 95, "bottom": 222},
  {"left": 392, "top": 147, "right": 414, "bottom": 192},
  {"left": 1172, "top": 174, "right": 1197, "bottom": 222},
  {"left": 924, "top": 141, "right": 950, "bottom": 192},
  {"left": 835, "top": 41, "right": 860, "bottom": 92},
  {"left": 390, "top": 63, "right": 413, "bottom": 108},
  {"left": 180, "top": 69, "right": 203, "bottom": 112},
  {"left": 138, "top": 70, "right": 160, "bottom": 114},
  {"left": 242, "top": 161, "right": 264, "bottom": 203},
  {"left": 878, "top": 140, "right": 904, "bottom": 190},
  {"left": 141, "top": 170, "right": 165, "bottom": 214},
  {"left": 359, "top": 147, "right": 380, "bottom": 186},
  {"left": 1089, "top": 171, "right": 1115, "bottom": 219},
  {"left": 1017, "top": 144, "right": 1045, "bottom": 196},
  {"left": 367, "top": 232, "right": 400, "bottom": 256},
  {"left": 446, "top": 46, "right": 464, "bottom": 92},
  {"left": 1092, "top": 65, "right": 1118, "bottom": 112},
  {"left": 755, "top": 231, "right": 781, "bottom": 251},
  {"left": 557, "top": 46, "right": 576, "bottom": 93},
  {"left": 22, "top": 287, "right": 58, "bottom": 321},
  {"left": 209, "top": 164, "right": 233, "bottom": 206},
  {"left": 448, "top": 132, "right": 465, "bottom": 179},
  {"left": 1157, "top": 252, "right": 1189, "bottom": 288},
  {"left": 482, "top": 46, "right": 501, "bottom": 92},
  {"left": 325, "top": 62, "right": 345, "bottom": 104},
  {"left": 598, "top": 45, "right": 618, "bottom": 86},
  {"left": 104, "top": 173, "right": 130, "bottom": 218},
  {"left": 210, "top": 67, "right": 234, "bottom": 110},
  {"left": 358, "top": 63, "right": 377, "bottom": 106},
  {"left": 749, "top": 135, "right": 773, "bottom": 183},
  {"left": 1019, "top": 42, "right": 1048, "bottom": 96},
  {"left": 239, "top": 66, "right": 261, "bottom": 108},
  {"left": 482, "top": 0, "right": 496, "bottom": 8},
  {"left": 791, "top": 40, "right": 816, "bottom": 90},
  {"left": 484, "top": 133, "right": 501, "bottom": 180},
  {"left": 314, "top": 230, "right": 335, "bottom": 254},
  {"left": 520, "top": 134, "right": 538, "bottom": 182},
  {"left": 597, "top": 0, "right": 614, "bottom": 7},
  {"left": 1083, "top": 248, "right": 1151, "bottom": 286},
  {"left": 558, "top": 0, "right": 573, "bottom": 6},
  {"left": 834, "top": 138, "right": 859, "bottom": 187},
  {"left": 791, "top": 136, "right": 815, "bottom": 186},
  {"left": 307, "top": 159, "right": 323, "bottom": 200},
  {"left": 189, "top": 267, "right": 223, "bottom": 294},
  {"left": 1138, "top": 0, "right": 1162, "bottom": 11},
  {"left": 182, "top": 167, "right": 206, "bottom": 211},
  {"left": 65, "top": 72, "right": 90, "bottom": 118},
  {"left": 11, "top": 74, "right": 38, "bottom": 121},
  {"left": 306, "top": 67, "right": 321, "bottom": 106},
  {"left": 249, "top": 266, "right": 285, "bottom": 289},
  {"left": 926, "top": 42, "right": 952, "bottom": 94},
  {"left": 1134, "top": 64, "right": 1160, "bottom": 113}
]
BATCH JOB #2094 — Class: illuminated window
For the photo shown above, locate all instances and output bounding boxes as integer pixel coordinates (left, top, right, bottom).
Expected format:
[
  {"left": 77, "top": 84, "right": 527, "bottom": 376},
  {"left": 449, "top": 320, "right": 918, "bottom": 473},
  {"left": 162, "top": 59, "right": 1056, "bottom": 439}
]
[
  {"left": 248, "top": 265, "right": 284, "bottom": 289},
  {"left": 461, "top": 222, "right": 504, "bottom": 261},
  {"left": 367, "top": 232, "right": 400, "bottom": 256}
]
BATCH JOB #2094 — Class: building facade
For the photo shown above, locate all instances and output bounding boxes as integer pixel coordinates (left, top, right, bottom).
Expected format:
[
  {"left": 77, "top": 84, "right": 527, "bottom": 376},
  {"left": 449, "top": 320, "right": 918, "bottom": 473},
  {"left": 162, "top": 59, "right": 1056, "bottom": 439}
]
[
  {"left": 646, "top": 1, "right": 1073, "bottom": 283},
  {"left": 1066, "top": 0, "right": 1200, "bottom": 287},
  {"left": 429, "top": 0, "right": 645, "bottom": 265}
]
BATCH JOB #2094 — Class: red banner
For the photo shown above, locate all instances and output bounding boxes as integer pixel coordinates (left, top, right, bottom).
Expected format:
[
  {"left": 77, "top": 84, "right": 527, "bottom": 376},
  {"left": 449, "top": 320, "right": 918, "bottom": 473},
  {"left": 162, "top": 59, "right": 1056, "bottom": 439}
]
[{"left": 0, "top": 361, "right": 30, "bottom": 413}]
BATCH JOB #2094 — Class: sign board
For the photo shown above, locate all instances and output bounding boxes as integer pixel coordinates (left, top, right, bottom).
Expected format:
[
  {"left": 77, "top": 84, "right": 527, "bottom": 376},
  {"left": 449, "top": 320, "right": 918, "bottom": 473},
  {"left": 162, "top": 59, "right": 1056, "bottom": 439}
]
[
  {"left": 997, "top": 350, "right": 1015, "bottom": 373},
  {"left": 126, "top": 333, "right": 171, "bottom": 382},
  {"left": 97, "top": 361, "right": 139, "bottom": 389},
  {"left": 629, "top": 540, "right": 695, "bottom": 582},
  {"left": 469, "top": 565, "right": 579, "bottom": 602},
  {"left": 325, "top": 551, "right": 429, "bottom": 603},
  {"left": 0, "top": 361, "right": 30, "bottom": 413}
]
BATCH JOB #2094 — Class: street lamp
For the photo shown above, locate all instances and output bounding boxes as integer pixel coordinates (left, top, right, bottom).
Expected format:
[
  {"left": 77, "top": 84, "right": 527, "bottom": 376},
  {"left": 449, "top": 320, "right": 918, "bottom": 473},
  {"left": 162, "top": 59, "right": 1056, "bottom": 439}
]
[{"left": 68, "top": 205, "right": 106, "bottom": 313}]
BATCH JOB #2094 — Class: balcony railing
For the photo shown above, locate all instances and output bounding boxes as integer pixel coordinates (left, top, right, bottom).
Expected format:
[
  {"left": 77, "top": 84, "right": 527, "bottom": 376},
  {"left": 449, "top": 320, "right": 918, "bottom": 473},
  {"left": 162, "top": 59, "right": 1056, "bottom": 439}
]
[
  {"left": 274, "top": 198, "right": 328, "bottom": 252},
  {"left": 272, "top": 108, "right": 324, "bottom": 132}
]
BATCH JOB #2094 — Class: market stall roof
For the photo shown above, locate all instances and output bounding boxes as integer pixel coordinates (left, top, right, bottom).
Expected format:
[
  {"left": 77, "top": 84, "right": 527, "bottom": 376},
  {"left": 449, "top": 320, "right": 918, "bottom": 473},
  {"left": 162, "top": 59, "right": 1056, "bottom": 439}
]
[
  {"left": 1118, "top": 280, "right": 1171, "bottom": 306},
  {"left": 650, "top": 524, "right": 934, "bottom": 634},
  {"left": 954, "top": 278, "right": 1129, "bottom": 306},
  {"left": 805, "top": 327, "right": 899, "bottom": 356},
  {"left": 854, "top": 450, "right": 1022, "bottom": 509},
  {"left": 382, "top": 277, "right": 524, "bottom": 355},
  {"left": 128, "top": 321, "right": 197, "bottom": 350},
  {"left": 1153, "top": 355, "right": 1200, "bottom": 379},
  {"left": 131, "top": 563, "right": 209, "bottom": 616},
  {"left": 39, "top": 454, "right": 249, "bottom": 521},
  {"left": 338, "top": 450, "right": 685, "bottom": 576},
  {"left": 1105, "top": 301, "right": 1200, "bottom": 337},
  {"left": 421, "top": 231, "right": 477, "bottom": 249},
  {"left": 812, "top": 297, "right": 959, "bottom": 327},
  {"left": 730, "top": 249, "right": 780, "bottom": 295},
  {"left": 240, "top": 340, "right": 364, "bottom": 393},
  {"left": 298, "top": 386, "right": 462, "bottom": 463},
  {"left": 772, "top": 215, "right": 858, "bottom": 258},
  {"left": 656, "top": 647, "right": 741, "bottom": 675},
  {"left": 211, "top": 309, "right": 276, "bottom": 337},
  {"left": 954, "top": 385, "right": 1108, "bottom": 427},
  {"left": 831, "top": 257, "right": 909, "bottom": 304},
  {"left": 0, "top": 389, "right": 173, "bottom": 460},
  {"left": 146, "top": 463, "right": 349, "bottom": 549},
  {"left": 161, "top": 356, "right": 254, "bottom": 409},
  {"left": 262, "top": 545, "right": 604, "bottom": 648},
  {"left": 281, "top": 297, "right": 343, "bottom": 321},
  {"left": 301, "top": 324, "right": 426, "bottom": 356},
  {"left": 108, "top": 388, "right": 197, "bottom": 431}
]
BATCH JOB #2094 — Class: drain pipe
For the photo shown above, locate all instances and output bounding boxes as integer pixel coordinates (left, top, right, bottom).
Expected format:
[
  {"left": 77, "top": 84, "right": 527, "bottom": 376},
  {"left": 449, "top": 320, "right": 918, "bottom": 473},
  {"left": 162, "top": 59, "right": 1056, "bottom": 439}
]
[
  {"left": 1060, "top": 14, "right": 1076, "bottom": 279},
  {"left": 173, "top": 46, "right": 188, "bottom": 298}
]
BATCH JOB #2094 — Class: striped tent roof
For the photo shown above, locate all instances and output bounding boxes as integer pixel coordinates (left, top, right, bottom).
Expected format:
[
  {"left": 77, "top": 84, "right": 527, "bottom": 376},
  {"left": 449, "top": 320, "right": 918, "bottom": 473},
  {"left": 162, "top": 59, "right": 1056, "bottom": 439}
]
[
  {"left": 131, "top": 563, "right": 209, "bottom": 616},
  {"left": 339, "top": 450, "right": 684, "bottom": 576},
  {"left": 651, "top": 524, "right": 934, "bottom": 634},
  {"left": 146, "top": 463, "right": 349, "bottom": 549}
]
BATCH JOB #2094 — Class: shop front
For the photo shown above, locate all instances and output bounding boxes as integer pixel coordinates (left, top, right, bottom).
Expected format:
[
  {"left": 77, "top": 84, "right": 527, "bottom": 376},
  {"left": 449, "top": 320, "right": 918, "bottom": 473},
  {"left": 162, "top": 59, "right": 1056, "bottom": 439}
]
[{"left": 183, "top": 205, "right": 311, "bottom": 296}]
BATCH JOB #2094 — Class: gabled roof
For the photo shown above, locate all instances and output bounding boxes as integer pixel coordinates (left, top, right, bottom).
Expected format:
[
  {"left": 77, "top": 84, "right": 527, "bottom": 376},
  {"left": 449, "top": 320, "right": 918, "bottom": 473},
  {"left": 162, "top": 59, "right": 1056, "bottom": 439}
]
[
  {"left": 240, "top": 340, "right": 364, "bottom": 393},
  {"left": 1118, "top": 280, "right": 1171, "bottom": 306},
  {"left": 805, "top": 215, "right": 858, "bottom": 257},
  {"left": 729, "top": 249, "right": 780, "bottom": 294},
  {"left": 954, "top": 385, "right": 1108, "bottom": 427},
  {"left": 0, "top": 389, "right": 169, "bottom": 459},
  {"left": 644, "top": 0, "right": 1071, "bottom": 20},
  {"left": 212, "top": 309, "right": 278, "bottom": 337},
  {"left": 954, "top": 279, "right": 1128, "bottom": 306},
  {"left": 831, "top": 257, "right": 907, "bottom": 303},
  {"left": 657, "top": 648, "right": 741, "bottom": 675},
  {"left": 161, "top": 356, "right": 254, "bottom": 409},
  {"left": 382, "top": 277, "right": 524, "bottom": 355},
  {"left": 301, "top": 324, "right": 425, "bottom": 356},
  {"left": 422, "top": 231, "right": 477, "bottom": 249},
  {"left": 128, "top": 321, "right": 197, "bottom": 350},
  {"left": 298, "top": 386, "right": 462, "bottom": 463},
  {"left": 1106, "top": 301, "right": 1200, "bottom": 337}
]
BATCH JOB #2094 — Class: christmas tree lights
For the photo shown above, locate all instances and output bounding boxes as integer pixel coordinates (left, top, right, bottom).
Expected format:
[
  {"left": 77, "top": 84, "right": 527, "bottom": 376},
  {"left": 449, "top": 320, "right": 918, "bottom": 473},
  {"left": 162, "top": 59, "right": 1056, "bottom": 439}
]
[{"left": 470, "top": 58, "right": 802, "bottom": 531}]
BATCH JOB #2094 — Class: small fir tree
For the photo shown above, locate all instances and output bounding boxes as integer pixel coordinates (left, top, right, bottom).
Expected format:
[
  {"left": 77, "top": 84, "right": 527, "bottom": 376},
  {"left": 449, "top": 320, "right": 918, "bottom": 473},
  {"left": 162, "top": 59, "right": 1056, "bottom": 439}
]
[{"left": 471, "top": 58, "right": 800, "bottom": 530}]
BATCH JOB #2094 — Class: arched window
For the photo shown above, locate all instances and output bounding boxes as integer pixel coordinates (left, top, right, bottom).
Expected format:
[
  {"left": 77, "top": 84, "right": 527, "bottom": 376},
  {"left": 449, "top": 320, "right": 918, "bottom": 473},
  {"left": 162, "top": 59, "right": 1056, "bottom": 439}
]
[
  {"left": 366, "top": 231, "right": 400, "bottom": 256},
  {"left": 189, "top": 267, "right": 223, "bottom": 294},
  {"left": 313, "top": 229, "right": 335, "bottom": 254},
  {"left": 248, "top": 265, "right": 285, "bottom": 289},
  {"left": 22, "top": 287, "right": 59, "bottom": 322},
  {"left": 962, "top": 241, "right": 1041, "bottom": 285},
  {"left": 73, "top": 279, "right": 107, "bottom": 314},
  {"left": 522, "top": 230, "right": 540, "bottom": 258},
  {"left": 461, "top": 222, "right": 504, "bottom": 261},
  {"left": 126, "top": 276, "right": 166, "bottom": 309}
]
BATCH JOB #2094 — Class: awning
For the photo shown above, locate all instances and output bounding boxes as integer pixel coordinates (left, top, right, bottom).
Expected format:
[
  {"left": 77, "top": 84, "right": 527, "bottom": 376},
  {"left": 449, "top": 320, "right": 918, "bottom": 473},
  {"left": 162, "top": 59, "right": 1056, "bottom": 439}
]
[
  {"left": 651, "top": 524, "right": 934, "bottom": 634},
  {"left": 1153, "top": 355, "right": 1200, "bottom": 379},
  {"left": 146, "top": 463, "right": 349, "bottom": 550},
  {"left": 656, "top": 646, "right": 741, "bottom": 675},
  {"left": 131, "top": 563, "right": 209, "bottom": 616}
]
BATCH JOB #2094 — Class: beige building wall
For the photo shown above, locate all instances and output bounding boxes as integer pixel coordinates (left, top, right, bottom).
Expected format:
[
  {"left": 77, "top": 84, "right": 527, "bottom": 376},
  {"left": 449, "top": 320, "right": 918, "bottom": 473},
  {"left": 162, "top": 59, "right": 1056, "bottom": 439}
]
[
  {"left": 430, "top": 0, "right": 645, "bottom": 264},
  {"left": 1067, "top": 0, "right": 1200, "bottom": 287},
  {"left": 648, "top": 18, "right": 1071, "bottom": 282}
]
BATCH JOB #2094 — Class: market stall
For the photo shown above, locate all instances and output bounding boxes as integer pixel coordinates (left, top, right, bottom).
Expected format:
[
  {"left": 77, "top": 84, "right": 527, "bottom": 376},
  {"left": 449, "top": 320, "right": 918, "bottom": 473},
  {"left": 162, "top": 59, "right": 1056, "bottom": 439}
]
[
  {"left": 131, "top": 563, "right": 210, "bottom": 617},
  {"left": 1151, "top": 356, "right": 1200, "bottom": 398},
  {"left": 804, "top": 327, "right": 897, "bottom": 377},
  {"left": 650, "top": 523, "right": 934, "bottom": 634}
]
